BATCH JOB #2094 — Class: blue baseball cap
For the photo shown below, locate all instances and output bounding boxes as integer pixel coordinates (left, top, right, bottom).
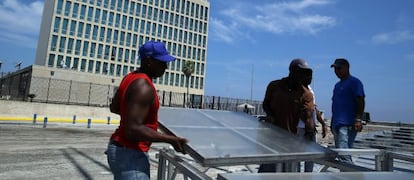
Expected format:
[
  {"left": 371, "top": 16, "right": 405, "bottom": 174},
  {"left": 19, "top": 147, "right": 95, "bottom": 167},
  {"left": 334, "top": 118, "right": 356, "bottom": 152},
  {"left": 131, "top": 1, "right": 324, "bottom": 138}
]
[
  {"left": 331, "top": 58, "right": 349, "bottom": 68},
  {"left": 138, "top": 41, "right": 176, "bottom": 62}
]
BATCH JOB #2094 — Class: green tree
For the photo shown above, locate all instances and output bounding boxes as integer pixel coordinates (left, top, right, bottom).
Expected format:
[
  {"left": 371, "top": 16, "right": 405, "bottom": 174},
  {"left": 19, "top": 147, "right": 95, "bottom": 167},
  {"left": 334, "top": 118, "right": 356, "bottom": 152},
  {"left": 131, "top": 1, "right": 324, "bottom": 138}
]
[{"left": 182, "top": 61, "right": 195, "bottom": 108}]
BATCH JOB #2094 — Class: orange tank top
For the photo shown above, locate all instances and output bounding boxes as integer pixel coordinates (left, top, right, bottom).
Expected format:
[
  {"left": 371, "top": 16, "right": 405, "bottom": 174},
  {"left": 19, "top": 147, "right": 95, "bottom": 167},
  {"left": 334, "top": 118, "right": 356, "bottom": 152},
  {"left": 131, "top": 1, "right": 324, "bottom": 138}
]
[{"left": 110, "top": 72, "right": 159, "bottom": 152}]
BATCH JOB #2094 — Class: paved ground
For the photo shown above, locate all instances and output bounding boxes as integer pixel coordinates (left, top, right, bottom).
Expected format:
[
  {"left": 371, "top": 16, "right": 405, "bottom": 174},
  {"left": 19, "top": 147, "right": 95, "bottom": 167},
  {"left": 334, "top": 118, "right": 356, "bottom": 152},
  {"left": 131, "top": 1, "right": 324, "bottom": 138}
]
[
  {"left": 2, "top": 120, "right": 412, "bottom": 180},
  {"left": 0, "top": 121, "right": 181, "bottom": 180}
]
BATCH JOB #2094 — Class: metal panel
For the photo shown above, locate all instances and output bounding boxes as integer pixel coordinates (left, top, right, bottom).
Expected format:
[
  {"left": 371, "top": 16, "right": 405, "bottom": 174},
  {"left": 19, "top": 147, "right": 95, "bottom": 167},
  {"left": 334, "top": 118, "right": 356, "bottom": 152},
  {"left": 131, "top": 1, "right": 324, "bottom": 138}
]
[
  {"left": 158, "top": 107, "right": 337, "bottom": 166},
  {"left": 217, "top": 172, "right": 414, "bottom": 180}
]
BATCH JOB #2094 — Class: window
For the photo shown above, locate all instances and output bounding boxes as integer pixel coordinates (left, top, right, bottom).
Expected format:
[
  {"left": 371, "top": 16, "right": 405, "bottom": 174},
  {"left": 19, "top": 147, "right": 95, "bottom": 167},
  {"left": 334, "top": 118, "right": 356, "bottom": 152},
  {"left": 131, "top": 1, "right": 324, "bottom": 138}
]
[
  {"left": 88, "top": 60, "right": 94, "bottom": 72},
  {"left": 128, "top": 17, "right": 133, "bottom": 30},
  {"left": 106, "top": 28, "right": 112, "bottom": 42},
  {"left": 108, "top": 12, "right": 114, "bottom": 25},
  {"left": 124, "top": 0, "right": 129, "bottom": 13},
  {"left": 67, "top": 38, "right": 74, "bottom": 54},
  {"left": 110, "top": 63, "right": 114, "bottom": 75},
  {"left": 53, "top": 17, "right": 60, "bottom": 32},
  {"left": 124, "top": 49, "right": 129, "bottom": 63},
  {"left": 73, "top": 58, "right": 79, "bottom": 70},
  {"left": 95, "top": 61, "right": 101, "bottom": 74},
  {"left": 102, "top": 10, "right": 107, "bottom": 24},
  {"left": 136, "top": 4, "right": 141, "bottom": 17},
  {"left": 169, "top": 72, "right": 174, "bottom": 86},
  {"left": 65, "top": 57, "right": 71, "bottom": 69},
  {"left": 75, "top": 40, "right": 81, "bottom": 55},
  {"left": 134, "top": 19, "right": 139, "bottom": 32},
  {"left": 82, "top": 41, "right": 89, "bottom": 56},
  {"left": 115, "top": 14, "right": 120, "bottom": 27},
  {"left": 100, "top": 27, "right": 105, "bottom": 41},
  {"left": 103, "top": 62, "right": 108, "bottom": 74},
  {"left": 201, "top": 63, "right": 204, "bottom": 75},
  {"left": 122, "top": 15, "right": 127, "bottom": 28},
  {"left": 50, "top": 35, "right": 57, "bottom": 51},
  {"left": 97, "top": 44, "right": 103, "bottom": 58},
  {"left": 90, "top": 43, "right": 96, "bottom": 57},
  {"left": 85, "top": 24, "right": 91, "bottom": 38},
  {"left": 118, "top": 48, "right": 123, "bottom": 61},
  {"left": 126, "top": 33, "right": 131, "bottom": 46},
  {"left": 77, "top": 22, "right": 84, "bottom": 37},
  {"left": 123, "top": 66, "right": 128, "bottom": 76},
  {"left": 81, "top": 59, "right": 86, "bottom": 71},
  {"left": 116, "top": 0, "right": 122, "bottom": 11},
  {"left": 61, "top": 18, "right": 68, "bottom": 34},
  {"left": 69, "top": 20, "right": 76, "bottom": 35},
  {"left": 87, "top": 7, "right": 93, "bottom": 21},
  {"left": 159, "top": 10, "right": 163, "bottom": 23},
  {"left": 142, "top": 5, "right": 147, "bottom": 18},
  {"left": 132, "top": 34, "right": 137, "bottom": 47},
  {"left": 130, "top": 1, "right": 135, "bottom": 15},
  {"left": 64, "top": 1, "right": 71, "bottom": 16},
  {"left": 113, "top": 30, "right": 118, "bottom": 44},
  {"left": 72, "top": 3, "right": 79, "bottom": 18},
  {"left": 92, "top": 25, "right": 98, "bottom": 40},
  {"left": 164, "top": 72, "right": 169, "bottom": 85},
  {"left": 180, "top": 74, "right": 184, "bottom": 87},
  {"left": 80, "top": 5, "right": 86, "bottom": 19},
  {"left": 57, "top": 55, "right": 64, "bottom": 68},
  {"left": 111, "top": 47, "right": 117, "bottom": 60},
  {"left": 59, "top": 37, "right": 66, "bottom": 52},
  {"left": 57, "top": 0, "right": 63, "bottom": 14},
  {"left": 116, "top": 64, "right": 121, "bottom": 76},
  {"left": 130, "top": 50, "right": 136, "bottom": 64},
  {"left": 120, "top": 31, "right": 125, "bottom": 45},
  {"left": 110, "top": 0, "right": 116, "bottom": 9},
  {"left": 148, "top": 7, "right": 152, "bottom": 19},
  {"left": 48, "top": 54, "right": 55, "bottom": 67},
  {"left": 104, "top": 45, "right": 110, "bottom": 59}
]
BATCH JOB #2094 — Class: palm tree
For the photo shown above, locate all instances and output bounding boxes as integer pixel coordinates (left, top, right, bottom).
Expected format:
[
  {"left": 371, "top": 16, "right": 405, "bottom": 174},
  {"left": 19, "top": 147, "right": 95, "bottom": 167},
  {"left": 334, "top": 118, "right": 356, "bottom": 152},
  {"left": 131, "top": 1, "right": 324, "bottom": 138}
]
[{"left": 182, "top": 61, "right": 195, "bottom": 108}]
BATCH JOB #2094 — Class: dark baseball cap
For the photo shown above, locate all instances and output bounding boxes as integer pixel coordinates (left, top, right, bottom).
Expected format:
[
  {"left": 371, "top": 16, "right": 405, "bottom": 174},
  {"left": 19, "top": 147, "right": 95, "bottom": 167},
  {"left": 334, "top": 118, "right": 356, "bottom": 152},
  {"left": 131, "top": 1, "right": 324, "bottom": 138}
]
[
  {"left": 331, "top": 58, "right": 349, "bottom": 68},
  {"left": 139, "top": 41, "right": 176, "bottom": 62},
  {"left": 289, "top": 58, "right": 312, "bottom": 71}
]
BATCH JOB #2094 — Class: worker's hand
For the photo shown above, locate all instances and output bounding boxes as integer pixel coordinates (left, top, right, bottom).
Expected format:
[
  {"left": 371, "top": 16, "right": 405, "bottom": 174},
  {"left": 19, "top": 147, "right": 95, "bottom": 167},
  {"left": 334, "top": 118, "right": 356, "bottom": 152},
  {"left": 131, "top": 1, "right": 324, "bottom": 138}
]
[
  {"left": 170, "top": 137, "right": 188, "bottom": 154},
  {"left": 354, "top": 120, "right": 363, "bottom": 132},
  {"left": 321, "top": 124, "right": 328, "bottom": 138}
]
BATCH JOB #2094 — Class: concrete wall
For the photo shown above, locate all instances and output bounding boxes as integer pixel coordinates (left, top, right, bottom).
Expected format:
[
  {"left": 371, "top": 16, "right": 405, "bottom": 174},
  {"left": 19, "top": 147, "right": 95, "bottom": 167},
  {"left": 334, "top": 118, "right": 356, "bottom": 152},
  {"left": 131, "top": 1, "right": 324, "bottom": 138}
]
[{"left": 0, "top": 100, "right": 119, "bottom": 120}]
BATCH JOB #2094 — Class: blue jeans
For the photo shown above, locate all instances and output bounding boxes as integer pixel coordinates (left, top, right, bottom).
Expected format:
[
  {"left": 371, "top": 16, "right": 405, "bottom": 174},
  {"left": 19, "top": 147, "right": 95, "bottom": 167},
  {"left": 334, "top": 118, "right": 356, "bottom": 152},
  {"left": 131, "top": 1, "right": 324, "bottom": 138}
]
[
  {"left": 106, "top": 142, "right": 150, "bottom": 180},
  {"left": 332, "top": 126, "right": 357, "bottom": 163}
]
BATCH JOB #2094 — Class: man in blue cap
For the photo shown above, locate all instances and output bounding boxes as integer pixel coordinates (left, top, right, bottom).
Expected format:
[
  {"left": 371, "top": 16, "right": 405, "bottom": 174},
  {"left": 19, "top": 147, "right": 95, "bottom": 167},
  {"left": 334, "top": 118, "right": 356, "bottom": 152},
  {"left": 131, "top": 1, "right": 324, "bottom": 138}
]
[
  {"left": 107, "top": 41, "right": 188, "bottom": 179},
  {"left": 330, "top": 58, "right": 365, "bottom": 163}
]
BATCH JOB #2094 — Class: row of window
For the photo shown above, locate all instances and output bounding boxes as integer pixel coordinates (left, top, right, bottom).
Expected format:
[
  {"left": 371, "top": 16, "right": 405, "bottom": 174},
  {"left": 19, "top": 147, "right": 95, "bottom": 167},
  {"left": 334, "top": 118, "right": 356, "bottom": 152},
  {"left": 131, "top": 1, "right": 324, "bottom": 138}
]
[
  {"left": 50, "top": 31, "right": 206, "bottom": 65},
  {"left": 57, "top": 0, "right": 208, "bottom": 34},
  {"left": 53, "top": 16, "right": 207, "bottom": 50},
  {"left": 47, "top": 53, "right": 204, "bottom": 89},
  {"left": 72, "top": 0, "right": 209, "bottom": 20}
]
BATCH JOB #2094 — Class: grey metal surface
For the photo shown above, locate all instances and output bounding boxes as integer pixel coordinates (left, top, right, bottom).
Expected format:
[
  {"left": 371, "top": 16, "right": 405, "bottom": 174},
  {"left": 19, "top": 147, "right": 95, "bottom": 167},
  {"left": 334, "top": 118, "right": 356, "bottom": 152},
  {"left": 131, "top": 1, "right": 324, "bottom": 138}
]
[
  {"left": 158, "top": 107, "right": 337, "bottom": 166},
  {"left": 217, "top": 172, "right": 414, "bottom": 180}
]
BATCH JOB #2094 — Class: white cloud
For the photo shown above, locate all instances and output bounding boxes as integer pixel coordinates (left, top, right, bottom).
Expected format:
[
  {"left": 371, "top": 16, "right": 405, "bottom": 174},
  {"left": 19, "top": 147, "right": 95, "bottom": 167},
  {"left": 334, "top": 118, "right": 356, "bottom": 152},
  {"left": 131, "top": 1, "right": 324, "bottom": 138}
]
[
  {"left": 0, "top": 0, "right": 43, "bottom": 48},
  {"left": 210, "top": 0, "right": 336, "bottom": 43},
  {"left": 372, "top": 30, "right": 414, "bottom": 44}
]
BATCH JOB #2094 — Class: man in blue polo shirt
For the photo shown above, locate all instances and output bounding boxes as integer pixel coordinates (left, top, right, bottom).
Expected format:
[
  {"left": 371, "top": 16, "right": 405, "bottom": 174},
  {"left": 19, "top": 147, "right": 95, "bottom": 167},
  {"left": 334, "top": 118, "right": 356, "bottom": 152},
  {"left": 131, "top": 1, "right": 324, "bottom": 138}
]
[{"left": 330, "top": 58, "right": 365, "bottom": 163}]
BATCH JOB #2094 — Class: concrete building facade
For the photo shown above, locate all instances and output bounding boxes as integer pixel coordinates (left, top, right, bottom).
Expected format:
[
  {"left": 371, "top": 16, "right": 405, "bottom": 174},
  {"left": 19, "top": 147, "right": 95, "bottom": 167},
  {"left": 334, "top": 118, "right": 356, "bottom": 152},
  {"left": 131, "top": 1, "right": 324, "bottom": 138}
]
[{"left": 33, "top": 0, "right": 210, "bottom": 101}]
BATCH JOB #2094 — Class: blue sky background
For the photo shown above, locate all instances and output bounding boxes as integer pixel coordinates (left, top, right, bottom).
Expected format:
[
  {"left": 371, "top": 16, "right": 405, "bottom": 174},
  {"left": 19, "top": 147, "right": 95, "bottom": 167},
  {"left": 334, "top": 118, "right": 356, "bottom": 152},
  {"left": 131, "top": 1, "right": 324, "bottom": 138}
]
[{"left": 1, "top": 0, "right": 414, "bottom": 123}]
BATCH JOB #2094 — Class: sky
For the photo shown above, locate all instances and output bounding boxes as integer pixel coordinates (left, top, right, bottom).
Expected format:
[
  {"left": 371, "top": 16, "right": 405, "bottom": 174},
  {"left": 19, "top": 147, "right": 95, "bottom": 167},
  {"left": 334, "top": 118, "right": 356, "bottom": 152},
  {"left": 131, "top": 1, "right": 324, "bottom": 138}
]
[{"left": 1, "top": 0, "right": 414, "bottom": 123}]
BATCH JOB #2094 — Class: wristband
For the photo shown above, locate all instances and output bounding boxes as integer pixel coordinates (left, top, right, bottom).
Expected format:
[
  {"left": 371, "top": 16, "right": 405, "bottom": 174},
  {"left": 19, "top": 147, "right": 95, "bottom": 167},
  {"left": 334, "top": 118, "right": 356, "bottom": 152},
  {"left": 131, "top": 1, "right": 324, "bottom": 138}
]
[{"left": 355, "top": 119, "right": 362, "bottom": 122}]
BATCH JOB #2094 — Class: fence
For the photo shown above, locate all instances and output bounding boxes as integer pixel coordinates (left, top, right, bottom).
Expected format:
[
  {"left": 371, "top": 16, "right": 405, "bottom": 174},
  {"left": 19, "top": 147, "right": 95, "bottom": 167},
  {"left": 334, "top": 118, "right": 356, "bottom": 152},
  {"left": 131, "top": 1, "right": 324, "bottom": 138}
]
[{"left": 0, "top": 74, "right": 265, "bottom": 114}]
